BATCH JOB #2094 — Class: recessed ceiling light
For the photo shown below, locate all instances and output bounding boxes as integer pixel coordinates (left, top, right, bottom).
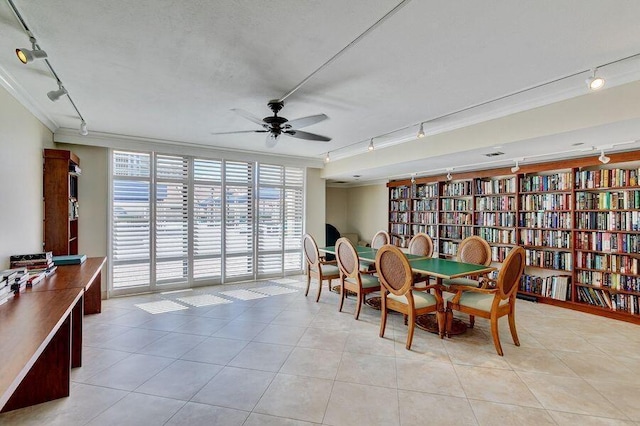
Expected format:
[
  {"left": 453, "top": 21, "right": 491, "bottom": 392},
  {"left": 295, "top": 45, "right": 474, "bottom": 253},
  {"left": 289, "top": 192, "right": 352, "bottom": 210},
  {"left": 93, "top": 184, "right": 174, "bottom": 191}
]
[
  {"left": 353, "top": 175, "right": 361, "bottom": 178},
  {"left": 571, "top": 142, "right": 584, "bottom": 146}
]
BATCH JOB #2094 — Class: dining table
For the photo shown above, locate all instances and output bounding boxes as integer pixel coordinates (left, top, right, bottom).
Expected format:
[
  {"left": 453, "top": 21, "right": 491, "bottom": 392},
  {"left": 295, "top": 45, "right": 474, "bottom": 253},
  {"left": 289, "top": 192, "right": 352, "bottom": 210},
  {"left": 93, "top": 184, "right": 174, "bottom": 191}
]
[{"left": 319, "top": 245, "right": 497, "bottom": 335}]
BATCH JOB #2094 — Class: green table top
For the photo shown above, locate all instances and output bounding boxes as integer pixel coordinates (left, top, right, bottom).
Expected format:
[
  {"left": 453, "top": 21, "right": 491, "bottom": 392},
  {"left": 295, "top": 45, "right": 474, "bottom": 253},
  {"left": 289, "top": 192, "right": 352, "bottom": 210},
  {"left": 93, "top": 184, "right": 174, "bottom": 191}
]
[
  {"left": 319, "top": 246, "right": 428, "bottom": 262},
  {"left": 408, "top": 257, "right": 495, "bottom": 279}
]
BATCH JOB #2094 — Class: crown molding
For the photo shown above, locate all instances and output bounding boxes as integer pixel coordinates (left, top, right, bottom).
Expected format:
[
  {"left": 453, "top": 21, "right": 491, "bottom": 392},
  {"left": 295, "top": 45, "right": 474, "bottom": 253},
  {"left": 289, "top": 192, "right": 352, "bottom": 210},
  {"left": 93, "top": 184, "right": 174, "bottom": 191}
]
[
  {"left": 54, "top": 128, "right": 325, "bottom": 168},
  {"left": 0, "top": 62, "right": 58, "bottom": 131}
]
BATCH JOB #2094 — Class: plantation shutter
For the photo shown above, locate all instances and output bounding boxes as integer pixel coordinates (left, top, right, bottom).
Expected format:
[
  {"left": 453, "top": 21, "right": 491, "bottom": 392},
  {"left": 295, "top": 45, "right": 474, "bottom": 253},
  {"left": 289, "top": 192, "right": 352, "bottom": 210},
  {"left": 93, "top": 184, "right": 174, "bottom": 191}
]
[
  {"left": 284, "top": 167, "right": 304, "bottom": 271},
  {"left": 257, "top": 164, "right": 284, "bottom": 276},
  {"left": 224, "top": 161, "right": 254, "bottom": 279},
  {"left": 111, "top": 151, "right": 152, "bottom": 288},
  {"left": 155, "top": 154, "right": 189, "bottom": 283},
  {"left": 193, "top": 159, "right": 223, "bottom": 280}
]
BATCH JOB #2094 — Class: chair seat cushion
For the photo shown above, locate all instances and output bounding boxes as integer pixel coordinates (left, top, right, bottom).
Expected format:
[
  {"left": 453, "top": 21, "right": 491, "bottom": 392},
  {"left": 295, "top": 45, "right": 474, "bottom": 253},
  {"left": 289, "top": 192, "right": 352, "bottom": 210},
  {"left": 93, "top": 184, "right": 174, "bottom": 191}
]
[
  {"left": 388, "top": 290, "right": 436, "bottom": 309},
  {"left": 442, "top": 277, "right": 480, "bottom": 287},
  {"left": 314, "top": 263, "right": 339, "bottom": 276},
  {"left": 446, "top": 291, "right": 508, "bottom": 312},
  {"left": 345, "top": 274, "right": 380, "bottom": 288}
]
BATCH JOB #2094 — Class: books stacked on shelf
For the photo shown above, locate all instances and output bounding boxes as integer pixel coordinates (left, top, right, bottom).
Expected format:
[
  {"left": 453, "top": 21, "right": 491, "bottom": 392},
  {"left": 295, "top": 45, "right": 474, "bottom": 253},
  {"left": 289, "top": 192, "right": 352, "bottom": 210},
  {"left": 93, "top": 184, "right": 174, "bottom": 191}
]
[
  {"left": 519, "top": 274, "right": 570, "bottom": 300},
  {"left": 10, "top": 252, "right": 57, "bottom": 276},
  {"left": 26, "top": 271, "right": 47, "bottom": 287},
  {"left": 52, "top": 254, "right": 87, "bottom": 265}
]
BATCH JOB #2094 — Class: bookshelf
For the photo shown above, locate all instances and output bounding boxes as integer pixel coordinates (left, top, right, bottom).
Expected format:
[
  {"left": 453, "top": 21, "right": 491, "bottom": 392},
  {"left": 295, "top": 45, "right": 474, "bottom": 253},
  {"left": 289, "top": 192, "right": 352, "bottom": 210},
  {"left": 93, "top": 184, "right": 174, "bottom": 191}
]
[
  {"left": 386, "top": 150, "right": 640, "bottom": 324},
  {"left": 44, "top": 149, "right": 80, "bottom": 256}
]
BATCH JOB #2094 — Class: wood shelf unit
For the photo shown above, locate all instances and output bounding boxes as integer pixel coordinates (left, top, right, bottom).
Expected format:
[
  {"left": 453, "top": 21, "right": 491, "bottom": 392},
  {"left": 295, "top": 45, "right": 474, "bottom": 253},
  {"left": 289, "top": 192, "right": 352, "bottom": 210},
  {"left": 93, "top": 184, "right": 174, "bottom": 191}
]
[
  {"left": 387, "top": 149, "right": 640, "bottom": 324},
  {"left": 44, "top": 149, "right": 80, "bottom": 256}
]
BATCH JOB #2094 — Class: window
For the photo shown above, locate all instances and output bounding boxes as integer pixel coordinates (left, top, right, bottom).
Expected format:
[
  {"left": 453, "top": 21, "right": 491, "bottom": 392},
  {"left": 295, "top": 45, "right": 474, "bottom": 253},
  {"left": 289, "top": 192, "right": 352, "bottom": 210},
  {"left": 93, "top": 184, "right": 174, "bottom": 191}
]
[{"left": 110, "top": 150, "right": 304, "bottom": 293}]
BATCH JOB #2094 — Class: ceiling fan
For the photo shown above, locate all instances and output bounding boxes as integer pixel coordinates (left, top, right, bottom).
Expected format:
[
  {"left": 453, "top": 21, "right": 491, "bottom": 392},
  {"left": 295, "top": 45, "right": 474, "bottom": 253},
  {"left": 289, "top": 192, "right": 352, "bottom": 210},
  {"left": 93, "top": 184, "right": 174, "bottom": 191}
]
[{"left": 212, "top": 99, "right": 331, "bottom": 147}]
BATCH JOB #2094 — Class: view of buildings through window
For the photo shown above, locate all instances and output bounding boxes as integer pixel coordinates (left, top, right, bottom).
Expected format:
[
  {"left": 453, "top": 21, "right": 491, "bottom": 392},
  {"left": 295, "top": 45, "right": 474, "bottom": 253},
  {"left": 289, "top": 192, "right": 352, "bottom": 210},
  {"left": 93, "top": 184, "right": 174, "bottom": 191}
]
[{"left": 111, "top": 150, "right": 304, "bottom": 293}]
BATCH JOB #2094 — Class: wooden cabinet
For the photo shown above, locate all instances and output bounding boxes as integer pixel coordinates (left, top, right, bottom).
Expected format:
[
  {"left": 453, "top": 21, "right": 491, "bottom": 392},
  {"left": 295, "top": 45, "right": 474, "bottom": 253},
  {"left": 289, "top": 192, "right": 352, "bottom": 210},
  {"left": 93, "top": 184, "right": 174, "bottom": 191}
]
[
  {"left": 43, "top": 149, "right": 80, "bottom": 256},
  {"left": 387, "top": 150, "right": 640, "bottom": 324}
]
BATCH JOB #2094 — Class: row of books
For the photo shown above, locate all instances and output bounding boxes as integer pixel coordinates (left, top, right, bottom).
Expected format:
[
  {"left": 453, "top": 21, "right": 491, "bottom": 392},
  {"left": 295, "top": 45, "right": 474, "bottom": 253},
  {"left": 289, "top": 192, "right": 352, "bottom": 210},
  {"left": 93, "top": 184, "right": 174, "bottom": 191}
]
[
  {"left": 519, "top": 274, "right": 571, "bottom": 301},
  {"left": 519, "top": 211, "right": 572, "bottom": 229},
  {"left": 575, "top": 251, "right": 639, "bottom": 275},
  {"left": 575, "top": 168, "right": 640, "bottom": 189},
  {"left": 491, "top": 246, "right": 512, "bottom": 262},
  {"left": 412, "top": 211, "right": 437, "bottom": 223},
  {"left": 575, "top": 211, "right": 640, "bottom": 232},
  {"left": 525, "top": 249, "right": 572, "bottom": 271},
  {"left": 574, "top": 286, "right": 639, "bottom": 314},
  {"left": 411, "top": 224, "right": 437, "bottom": 236},
  {"left": 574, "top": 231, "right": 640, "bottom": 253},
  {"left": 440, "top": 212, "right": 473, "bottom": 225},
  {"left": 412, "top": 199, "right": 438, "bottom": 210},
  {"left": 440, "top": 226, "right": 474, "bottom": 240},
  {"left": 520, "top": 193, "right": 572, "bottom": 211},
  {"left": 575, "top": 270, "right": 640, "bottom": 292},
  {"left": 415, "top": 184, "right": 438, "bottom": 198},
  {"left": 476, "top": 195, "right": 516, "bottom": 211},
  {"left": 478, "top": 227, "right": 516, "bottom": 245},
  {"left": 520, "top": 172, "right": 572, "bottom": 193},
  {"left": 441, "top": 199, "right": 471, "bottom": 211},
  {"left": 390, "top": 186, "right": 411, "bottom": 200},
  {"left": 389, "top": 200, "right": 410, "bottom": 211},
  {"left": 389, "top": 211, "right": 409, "bottom": 222},
  {"left": 519, "top": 229, "right": 572, "bottom": 249},
  {"left": 442, "top": 181, "right": 472, "bottom": 197},
  {"left": 476, "top": 212, "right": 517, "bottom": 227},
  {"left": 576, "top": 190, "right": 640, "bottom": 210},
  {"left": 475, "top": 177, "right": 517, "bottom": 195}
]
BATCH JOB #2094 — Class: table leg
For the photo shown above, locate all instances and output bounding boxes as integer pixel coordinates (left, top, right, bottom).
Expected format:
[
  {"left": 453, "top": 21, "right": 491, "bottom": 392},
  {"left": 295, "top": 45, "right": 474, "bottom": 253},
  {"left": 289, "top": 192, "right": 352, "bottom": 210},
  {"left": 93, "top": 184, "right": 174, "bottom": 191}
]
[
  {"left": 72, "top": 295, "right": 84, "bottom": 368},
  {"left": 84, "top": 271, "right": 102, "bottom": 314}
]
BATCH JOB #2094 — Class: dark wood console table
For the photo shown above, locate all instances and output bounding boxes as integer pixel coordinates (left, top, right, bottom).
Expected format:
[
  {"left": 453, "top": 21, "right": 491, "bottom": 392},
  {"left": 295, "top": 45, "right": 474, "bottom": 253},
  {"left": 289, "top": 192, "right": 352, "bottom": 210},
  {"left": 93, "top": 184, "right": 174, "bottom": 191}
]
[{"left": 0, "top": 257, "right": 106, "bottom": 412}]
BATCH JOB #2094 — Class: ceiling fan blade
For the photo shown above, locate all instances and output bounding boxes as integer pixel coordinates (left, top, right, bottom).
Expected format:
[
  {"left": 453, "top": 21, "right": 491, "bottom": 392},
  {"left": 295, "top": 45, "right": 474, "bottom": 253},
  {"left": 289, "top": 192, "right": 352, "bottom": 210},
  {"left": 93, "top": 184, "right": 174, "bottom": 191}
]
[
  {"left": 266, "top": 133, "right": 280, "bottom": 148},
  {"left": 286, "top": 114, "right": 328, "bottom": 129},
  {"left": 231, "top": 108, "right": 266, "bottom": 126},
  {"left": 211, "top": 130, "right": 268, "bottom": 135},
  {"left": 284, "top": 130, "right": 331, "bottom": 142}
]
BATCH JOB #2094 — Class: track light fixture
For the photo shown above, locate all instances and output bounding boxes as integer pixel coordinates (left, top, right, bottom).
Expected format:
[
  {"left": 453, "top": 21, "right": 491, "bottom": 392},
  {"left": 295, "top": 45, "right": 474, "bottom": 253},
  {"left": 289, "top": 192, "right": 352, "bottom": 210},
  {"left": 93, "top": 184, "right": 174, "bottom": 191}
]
[
  {"left": 599, "top": 150, "right": 610, "bottom": 164},
  {"left": 79, "top": 120, "right": 88, "bottom": 136},
  {"left": 417, "top": 122, "right": 425, "bottom": 138},
  {"left": 47, "top": 83, "right": 68, "bottom": 102},
  {"left": 368, "top": 138, "right": 374, "bottom": 151},
  {"left": 446, "top": 169, "right": 453, "bottom": 181},
  {"left": 511, "top": 160, "right": 521, "bottom": 173},
  {"left": 586, "top": 68, "right": 605, "bottom": 91},
  {"left": 16, "top": 37, "right": 47, "bottom": 64},
  {"left": 410, "top": 174, "right": 415, "bottom": 183},
  {"left": 325, "top": 152, "right": 330, "bottom": 163}
]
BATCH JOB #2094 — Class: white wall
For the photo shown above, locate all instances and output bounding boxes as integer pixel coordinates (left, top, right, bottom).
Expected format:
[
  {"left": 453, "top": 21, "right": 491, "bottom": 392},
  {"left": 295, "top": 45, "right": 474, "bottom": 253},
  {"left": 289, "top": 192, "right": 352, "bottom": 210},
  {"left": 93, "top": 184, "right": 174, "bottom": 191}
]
[
  {"left": 325, "top": 187, "right": 348, "bottom": 233},
  {"left": 0, "top": 86, "right": 54, "bottom": 269},
  {"left": 325, "top": 183, "right": 388, "bottom": 245},
  {"left": 305, "top": 168, "right": 326, "bottom": 246}
]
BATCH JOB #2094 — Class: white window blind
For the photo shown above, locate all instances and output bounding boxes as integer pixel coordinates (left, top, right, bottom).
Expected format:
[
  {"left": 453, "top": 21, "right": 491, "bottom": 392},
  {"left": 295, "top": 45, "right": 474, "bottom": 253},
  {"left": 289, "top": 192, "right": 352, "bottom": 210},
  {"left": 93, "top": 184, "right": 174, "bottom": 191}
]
[
  {"left": 155, "top": 155, "right": 189, "bottom": 283},
  {"left": 110, "top": 151, "right": 303, "bottom": 292},
  {"left": 224, "top": 161, "right": 254, "bottom": 279},
  {"left": 193, "top": 159, "right": 222, "bottom": 279},
  {"left": 112, "top": 151, "right": 151, "bottom": 289}
]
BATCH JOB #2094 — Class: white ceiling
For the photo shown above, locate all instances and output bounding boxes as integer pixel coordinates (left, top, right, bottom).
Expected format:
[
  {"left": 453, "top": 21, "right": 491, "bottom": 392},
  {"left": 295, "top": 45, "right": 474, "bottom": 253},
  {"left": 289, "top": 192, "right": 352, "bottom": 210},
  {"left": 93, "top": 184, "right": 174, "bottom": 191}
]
[{"left": 1, "top": 0, "right": 640, "bottom": 183}]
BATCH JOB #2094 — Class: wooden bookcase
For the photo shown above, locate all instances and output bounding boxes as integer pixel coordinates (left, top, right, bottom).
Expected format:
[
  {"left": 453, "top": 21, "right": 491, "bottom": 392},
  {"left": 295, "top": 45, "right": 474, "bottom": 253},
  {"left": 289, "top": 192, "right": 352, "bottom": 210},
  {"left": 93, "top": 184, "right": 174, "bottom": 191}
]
[
  {"left": 387, "top": 150, "right": 640, "bottom": 324},
  {"left": 43, "top": 149, "right": 80, "bottom": 256}
]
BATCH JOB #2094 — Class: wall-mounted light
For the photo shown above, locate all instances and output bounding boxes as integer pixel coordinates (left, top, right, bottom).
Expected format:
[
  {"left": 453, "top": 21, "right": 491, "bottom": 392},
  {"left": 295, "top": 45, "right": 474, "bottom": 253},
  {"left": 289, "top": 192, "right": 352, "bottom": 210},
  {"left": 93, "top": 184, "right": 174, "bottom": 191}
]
[
  {"left": 598, "top": 149, "right": 610, "bottom": 164},
  {"left": 16, "top": 37, "right": 47, "bottom": 64},
  {"left": 47, "top": 83, "right": 68, "bottom": 102},
  {"left": 417, "top": 122, "right": 425, "bottom": 138},
  {"left": 368, "top": 138, "right": 374, "bottom": 151},
  {"left": 586, "top": 68, "right": 605, "bottom": 91}
]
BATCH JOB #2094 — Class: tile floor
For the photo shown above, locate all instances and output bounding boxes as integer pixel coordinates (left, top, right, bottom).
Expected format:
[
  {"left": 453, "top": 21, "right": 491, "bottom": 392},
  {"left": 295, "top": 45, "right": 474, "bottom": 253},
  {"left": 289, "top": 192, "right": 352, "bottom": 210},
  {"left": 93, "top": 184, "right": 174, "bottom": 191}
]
[{"left": 1, "top": 276, "right": 639, "bottom": 425}]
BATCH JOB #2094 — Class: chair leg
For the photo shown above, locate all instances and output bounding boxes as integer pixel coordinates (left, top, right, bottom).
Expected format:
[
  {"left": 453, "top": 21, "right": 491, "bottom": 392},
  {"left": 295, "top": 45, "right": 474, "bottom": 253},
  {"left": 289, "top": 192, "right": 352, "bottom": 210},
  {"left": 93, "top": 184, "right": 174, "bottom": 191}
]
[
  {"left": 436, "top": 308, "right": 445, "bottom": 339},
  {"left": 304, "top": 267, "right": 311, "bottom": 297},
  {"left": 490, "top": 313, "right": 503, "bottom": 356},
  {"left": 469, "top": 315, "right": 475, "bottom": 329},
  {"left": 315, "top": 278, "right": 323, "bottom": 302},
  {"left": 338, "top": 281, "right": 346, "bottom": 313},
  {"left": 354, "top": 290, "right": 363, "bottom": 320},
  {"left": 508, "top": 308, "right": 520, "bottom": 347},
  {"left": 379, "top": 294, "right": 388, "bottom": 338},
  {"left": 406, "top": 309, "right": 415, "bottom": 350}
]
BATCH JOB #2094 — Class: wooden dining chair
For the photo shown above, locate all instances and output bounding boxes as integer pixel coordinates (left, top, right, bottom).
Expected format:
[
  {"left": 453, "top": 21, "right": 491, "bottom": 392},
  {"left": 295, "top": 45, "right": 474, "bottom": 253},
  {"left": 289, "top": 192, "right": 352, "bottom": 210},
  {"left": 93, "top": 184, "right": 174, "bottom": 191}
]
[
  {"left": 335, "top": 237, "right": 381, "bottom": 319},
  {"left": 445, "top": 246, "right": 525, "bottom": 356},
  {"left": 360, "top": 229, "right": 390, "bottom": 272},
  {"left": 441, "top": 236, "right": 492, "bottom": 288},
  {"left": 407, "top": 232, "right": 434, "bottom": 286},
  {"left": 375, "top": 244, "right": 444, "bottom": 349},
  {"left": 303, "top": 233, "right": 340, "bottom": 302}
]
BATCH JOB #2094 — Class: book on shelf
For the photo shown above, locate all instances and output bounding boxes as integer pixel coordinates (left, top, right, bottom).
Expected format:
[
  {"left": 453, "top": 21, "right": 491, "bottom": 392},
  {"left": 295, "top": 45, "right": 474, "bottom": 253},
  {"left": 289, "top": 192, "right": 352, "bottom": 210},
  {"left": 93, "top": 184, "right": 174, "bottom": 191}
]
[
  {"left": 10, "top": 252, "right": 53, "bottom": 263},
  {"left": 52, "top": 254, "right": 87, "bottom": 265},
  {"left": 26, "top": 271, "right": 47, "bottom": 287}
]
